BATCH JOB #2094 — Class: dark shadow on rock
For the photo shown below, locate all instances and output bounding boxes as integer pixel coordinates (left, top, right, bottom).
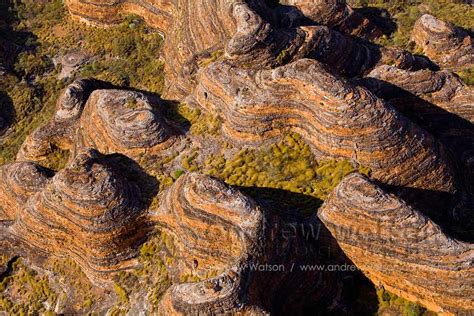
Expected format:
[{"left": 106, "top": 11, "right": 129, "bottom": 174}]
[
  {"left": 234, "top": 186, "right": 379, "bottom": 315},
  {"left": 358, "top": 77, "right": 474, "bottom": 242},
  {"left": 359, "top": 76, "right": 474, "bottom": 191},
  {"left": 385, "top": 184, "right": 474, "bottom": 243},
  {"left": 105, "top": 153, "right": 159, "bottom": 208},
  {"left": 355, "top": 6, "right": 397, "bottom": 36},
  {"left": 0, "top": 91, "right": 15, "bottom": 135}
]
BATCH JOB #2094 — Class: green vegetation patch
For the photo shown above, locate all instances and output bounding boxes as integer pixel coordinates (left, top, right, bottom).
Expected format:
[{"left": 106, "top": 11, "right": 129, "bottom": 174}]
[
  {"left": 205, "top": 133, "right": 370, "bottom": 208},
  {"left": 113, "top": 231, "right": 172, "bottom": 313},
  {"left": 376, "top": 288, "right": 436, "bottom": 316},
  {"left": 0, "top": 258, "right": 57, "bottom": 314},
  {"left": 352, "top": 0, "right": 474, "bottom": 49}
]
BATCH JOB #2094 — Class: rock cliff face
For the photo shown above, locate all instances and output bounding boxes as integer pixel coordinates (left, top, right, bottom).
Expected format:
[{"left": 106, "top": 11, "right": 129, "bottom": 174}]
[
  {"left": 194, "top": 58, "right": 456, "bottom": 193},
  {"left": 79, "top": 89, "right": 177, "bottom": 158},
  {"left": 8, "top": 150, "right": 149, "bottom": 282},
  {"left": 64, "top": 0, "right": 429, "bottom": 98},
  {"left": 2, "top": 0, "right": 473, "bottom": 314},
  {"left": 319, "top": 173, "right": 474, "bottom": 315},
  {"left": 0, "top": 162, "right": 51, "bottom": 222},
  {"left": 412, "top": 14, "right": 474, "bottom": 68}
]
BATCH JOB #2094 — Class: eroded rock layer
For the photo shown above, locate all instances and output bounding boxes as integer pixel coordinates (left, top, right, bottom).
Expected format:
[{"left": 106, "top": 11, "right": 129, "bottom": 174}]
[
  {"left": 365, "top": 65, "right": 473, "bottom": 123},
  {"left": 65, "top": 0, "right": 427, "bottom": 98},
  {"left": 18, "top": 81, "right": 176, "bottom": 163},
  {"left": 281, "top": 0, "right": 383, "bottom": 38},
  {"left": 79, "top": 89, "right": 176, "bottom": 158},
  {"left": 9, "top": 149, "right": 148, "bottom": 281},
  {"left": 319, "top": 173, "right": 474, "bottom": 315},
  {"left": 152, "top": 173, "right": 266, "bottom": 314},
  {"left": 152, "top": 173, "right": 349, "bottom": 314},
  {"left": 362, "top": 65, "right": 474, "bottom": 194},
  {"left": 412, "top": 14, "right": 473, "bottom": 68},
  {"left": 195, "top": 58, "right": 456, "bottom": 193},
  {"left": 152, "top": 173, "right": 264, "bottom": 279},
  {"left": 17, "top": 78, "right": 112, "bottom": 162},
  {"left": 0, "top": 162, "right": 50, "bottom": 221}
]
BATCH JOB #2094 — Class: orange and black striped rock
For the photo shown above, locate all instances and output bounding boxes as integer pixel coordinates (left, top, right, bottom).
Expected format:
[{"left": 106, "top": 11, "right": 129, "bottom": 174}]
[
  {"left": 64, "top": 0, "right": 429, "bottom": 99},
  {"left": 194, "top": 58, "right": 456, "bottom": 193},
  {"left": 153, "top": 173, "right": 353, "bottom": 314},
  {"left": 9, "top": 149, "right": 149, "bottom": 282},
  {"left": 412, "top": 14, "right": 473, "bottom": 68},
  {"left": 319, "top": 173, "right": 474, "bottom": 315},
  {"left": 78, "top": 89, "right": 177, "bottom": 159},
  {"left": 0, "top": 162, "right": 51, "bottom": 221},
  {"left": 17, "top": 79, "right": 112, "bottom": 162}
]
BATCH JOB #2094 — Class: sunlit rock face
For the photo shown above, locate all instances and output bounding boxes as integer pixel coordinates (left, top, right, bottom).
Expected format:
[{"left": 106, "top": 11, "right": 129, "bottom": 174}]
[
  {"left": 64, "top": 0, "right": 428, "bottom": 99},
  {"left": 195, "top": 58, "right": 456, "bottom": 193},
  {"left": 79, "top": 89, "right": 176, "bottom": 158},
  {"left": 412, "top": 14, "right": 474, "bottom": 68},
  {"left": 9, "top": 150, "right": 149, "bottom": 282},
  {"left": 319, "top": 173, "right": 474, "bottom": 315},
  {"left": 0, "top": 162, "right": 51, "bottom": 221}
]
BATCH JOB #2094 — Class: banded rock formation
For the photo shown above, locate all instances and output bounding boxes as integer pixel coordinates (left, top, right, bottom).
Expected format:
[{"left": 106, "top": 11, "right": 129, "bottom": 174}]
[
  {"left": 7, "top": 149, "right": 149, "bottom": 282},
  {"left": 365, "top": 65, "right": 473, "bottom": 123},
  {"left": 281, "top": 0, "right": 383, "bottom": 38},
  {"left": 79, "top": 89, "right": 176, "bottom": 158},
  {"left": 362, "top": 65, "right": 474, "bottom": 195},
  {"left": 65, "top": 0, "right": 428, "bottom": 98},
  {"left": 18, "top": 81, "right": 176, "bottom": 163},
  {"left": 194, "top": 58, "right": 456, "bottom": 193},
  {"left": 153, "top": 172, "right": 266, "bottom": 314},
  {"left": 0, "top": 162, "right": 51, "bottom": 222},
  {"left": 17, "top": 78, "right": 113, "bottom": 162},
  {"left": 319, "top": 173, "right": 474, "bottom": 315},
  {"left": 412, "top": 14, "right": 474, "bottom": 68},
  {"left": 153, "top": 173, "right": 350, "bottom": 314}
]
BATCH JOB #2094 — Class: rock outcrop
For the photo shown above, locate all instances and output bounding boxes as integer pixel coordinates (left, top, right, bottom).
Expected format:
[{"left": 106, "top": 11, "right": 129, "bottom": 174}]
[
  {"left": 411, "top": 14, "right": 474, "bottom": 68},
  {"left": 194, "top": 58, "right": 456, "bottom": 193},
  {"left": 79, "top": 89, "right": 176, "bottom": 158},
  {"left": 18, "top": 81, "right": 177, "bottom": 163},
  {"left": 319, "top": 173, "right": 474, "bottom": 315},
  {"left": 0, "top": 162, "right": 51, "bottom": 222},
  {"left": 153, "top": 173, "right": 350, "bottom": 314},
  {"left": 281, "top": 0, "right": 383, "bottom": 39},
  {"left": 152, "top": 173, "right": 266, "bottom": 314},
  {"left": 64, "top": 0, "right": 429, "bottom": 99},
  {"left": 8, "top": 150, "right": 149, "bottom": 282},
  {"left": 365, "top": 65, "right": 473, "bottom": 123},
  {"left": 361, "top": 65, "right": 474, "bottom": 194},
  {"left": 17, "top": 78, "right": 113, "bottom": 162}
]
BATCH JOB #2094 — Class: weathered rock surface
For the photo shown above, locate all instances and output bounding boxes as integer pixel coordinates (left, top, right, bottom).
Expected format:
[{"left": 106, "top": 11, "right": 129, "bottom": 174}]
[
  {"left": 17, "top": 78, "right": 113, "bottom": 162},
  {"left": 281, "top": 0, "right": 383, "bottom": 38},
  {"left": 361, "top": 65, "right": 474, "bottom": 195},
  {"left": 319, "top": 173, "right": 474, "bottom": 315},
  {"left": 153, "top": 173, "right": 353, "bottom": 314},
  {"left": 65, "top": 0, "right": 429, "bottom": 99},
  {"left": 79, "top": 89, "right": 176, "bottom": 158},
  {"left": 0, "top": 162, "right": 51, "bottom": 222},
  {"left": 412, "top": 14, "right": 474, "bottom": 68},
  {"left": 194, "top": 58, "right": 456, "bottom": 193},
  {"left": 152, "top": 173, "right": 266, "bottom": 314},
  {"left": 18, "top": 81, "right": 176, "bottom": 163},
  {"left": 8, "top": 149, "right": 149, "bottom": 282},
  {"left": 365, "top": 65, "right": 473, "bottom": 123}
]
